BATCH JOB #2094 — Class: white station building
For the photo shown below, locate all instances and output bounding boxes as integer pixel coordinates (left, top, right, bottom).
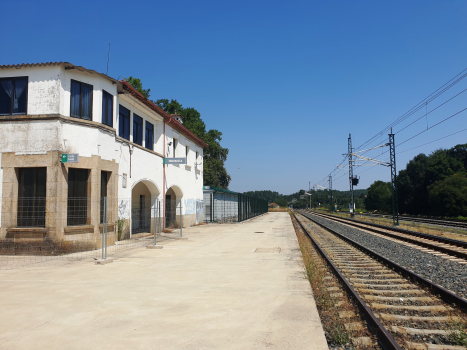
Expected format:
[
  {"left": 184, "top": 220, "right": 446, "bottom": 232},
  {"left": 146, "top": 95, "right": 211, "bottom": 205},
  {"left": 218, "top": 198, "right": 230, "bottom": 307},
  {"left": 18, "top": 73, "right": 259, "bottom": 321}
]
[{"left": 0, "top": 62, "right": 206, "bottom": 248}]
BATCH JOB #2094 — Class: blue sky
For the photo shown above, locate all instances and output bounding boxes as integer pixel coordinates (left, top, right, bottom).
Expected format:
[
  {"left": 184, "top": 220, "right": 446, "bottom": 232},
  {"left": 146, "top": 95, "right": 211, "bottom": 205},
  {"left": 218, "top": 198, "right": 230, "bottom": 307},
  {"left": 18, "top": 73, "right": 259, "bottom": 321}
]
[{"left": 3, "top": 0, "right": 467, "bottom": 194}]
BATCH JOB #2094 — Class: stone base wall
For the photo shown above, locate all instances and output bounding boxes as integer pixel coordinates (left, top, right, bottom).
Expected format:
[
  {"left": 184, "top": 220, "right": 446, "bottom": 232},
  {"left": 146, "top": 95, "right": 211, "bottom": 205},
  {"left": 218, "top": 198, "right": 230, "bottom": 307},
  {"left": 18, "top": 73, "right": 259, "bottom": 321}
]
[{"left": 1, "top": 151, "right": 118, "bottom": 247}]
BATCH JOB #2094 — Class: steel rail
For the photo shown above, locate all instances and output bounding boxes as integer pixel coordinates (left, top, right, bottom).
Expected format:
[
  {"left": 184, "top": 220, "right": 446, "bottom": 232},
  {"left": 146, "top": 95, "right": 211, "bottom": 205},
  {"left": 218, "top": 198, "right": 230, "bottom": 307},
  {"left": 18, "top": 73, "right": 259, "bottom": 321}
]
[
  {"left": 292, "top": 211, "right": 402, "bottom": 350},
  {"left": 297, "top": 210, "right": 467, "bottom": 311},
  {"left": 308, "top": 210, "right": 467, "bottom": 259},
  {"left": 360, "top": 212, "right": 467, "bottom": 228}
]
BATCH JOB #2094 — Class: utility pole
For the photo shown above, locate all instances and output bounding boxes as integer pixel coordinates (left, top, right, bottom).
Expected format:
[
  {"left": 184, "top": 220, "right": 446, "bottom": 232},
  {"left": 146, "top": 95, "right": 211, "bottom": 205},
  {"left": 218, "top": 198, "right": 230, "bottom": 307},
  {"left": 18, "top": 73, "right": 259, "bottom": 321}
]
[
  {"left": 313, "top": 185, "right": 316, "bottom": 210},
  {"left": 348, "top": 133, "right": 355, "bottom": 218},
  {"left": 329, "top": 175, "right": 333, "bottom": 212},
  {"left": 309, "top": 181, "right": 311, "bottom": 209},
  {"left": 389, "top": 128, "right": 399, "bottom": 226}
]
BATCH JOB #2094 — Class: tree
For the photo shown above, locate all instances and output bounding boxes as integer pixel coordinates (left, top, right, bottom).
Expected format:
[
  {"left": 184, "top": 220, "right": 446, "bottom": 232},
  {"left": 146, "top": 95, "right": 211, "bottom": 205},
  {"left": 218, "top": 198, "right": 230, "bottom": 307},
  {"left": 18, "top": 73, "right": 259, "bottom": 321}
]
[
  {"left": 397, "top": 147, "right": 467, "bottom": 216},
  {"left": 126, "top": 77, "right": 151, "bottom": 99},
  {"left": 364, "top": 181, "right": 392, "bottom": 213},
  {"left": 397, "top": 154, "right": 430, "bottom": 214},
  {"left": 428, "top": 174, "right": 467, "bottom": 217},
  {"left": 447, "top": 143, "right": 467, "bottom": 170},
  {"left": 127, "top": 79, "right": 231, "bottom": 189},
  {"left": 153, "top": 99, "right": 231, "bottom": 189},
  {"left": 426, "top": 149, "right": 464, "bottom": 185},
  {"left": 154, "top": 99, "right": 182, "bottom": 115}
]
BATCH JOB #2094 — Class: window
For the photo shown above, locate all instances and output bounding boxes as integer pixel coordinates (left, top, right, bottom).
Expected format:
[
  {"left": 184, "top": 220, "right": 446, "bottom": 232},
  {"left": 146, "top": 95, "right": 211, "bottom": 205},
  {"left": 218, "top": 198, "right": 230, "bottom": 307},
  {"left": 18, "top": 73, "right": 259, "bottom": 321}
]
[
  {"left": 145, "top": 121, "right": 154, "bottom": 151},
  {"left": 196, "top": 151, "right": 199, "bottom": 163},
  {"left": 0, "top": 77, "right": 28, "bottom": 115},
  {"left": 133, "top": 114, "right": 143, "bottom": 146},
  {"left": 67, "top": 168, "right": 89, "bottom": 226},
  {"left": 70, "top": 80, "right": 92, "bottom": 120},
  {"left": 119, "top": 105, "right": 130, "bottom": 140},
  {"left": 17, "top": 168, "right": 46, "bottom": 227},
  {"left": 173, "top": 138, "right": 178, "bottom": 158},
  {"left": 100, "top": 171, "right": 109, "bottom": 224},
  {"left": 102, "top": 90, "right": 113, "bottom": 127},
  {"left": 186, "top": 145, "right": 190, "bottom": 163}
]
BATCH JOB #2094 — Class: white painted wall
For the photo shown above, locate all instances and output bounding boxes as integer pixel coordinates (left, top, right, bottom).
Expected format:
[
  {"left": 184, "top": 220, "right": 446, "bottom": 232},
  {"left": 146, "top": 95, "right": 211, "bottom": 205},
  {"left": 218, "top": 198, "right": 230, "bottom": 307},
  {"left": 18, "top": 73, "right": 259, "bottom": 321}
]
[
  {"left": 59, "top": 68, "right": 118, "bottom": 124},
  {"left": 164, "top": 126, "right": 204, "bottom": 220},
  {"left": 0, "top": 120, "right": 62, "bottom": 153},
  {"left": 0, "top": 66, "right": 62, "bottom": 115},
  {"left": 0, "top": 66, "right": 205, "bottom": 227}
]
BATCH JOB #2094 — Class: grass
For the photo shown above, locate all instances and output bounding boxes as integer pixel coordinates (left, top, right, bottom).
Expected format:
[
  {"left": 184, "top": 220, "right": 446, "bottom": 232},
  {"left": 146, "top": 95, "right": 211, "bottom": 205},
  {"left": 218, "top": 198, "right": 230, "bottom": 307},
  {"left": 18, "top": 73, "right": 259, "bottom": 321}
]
[{"left": 448, "top": 320, "right": 467, "bottom": 346}]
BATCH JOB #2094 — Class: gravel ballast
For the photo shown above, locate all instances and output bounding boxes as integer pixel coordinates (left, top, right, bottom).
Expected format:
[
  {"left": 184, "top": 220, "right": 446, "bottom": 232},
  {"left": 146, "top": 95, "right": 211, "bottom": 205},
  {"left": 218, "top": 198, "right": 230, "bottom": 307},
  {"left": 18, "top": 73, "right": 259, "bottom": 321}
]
[{"left": 303, "top": 212, "right": 467, "bottom": 300}]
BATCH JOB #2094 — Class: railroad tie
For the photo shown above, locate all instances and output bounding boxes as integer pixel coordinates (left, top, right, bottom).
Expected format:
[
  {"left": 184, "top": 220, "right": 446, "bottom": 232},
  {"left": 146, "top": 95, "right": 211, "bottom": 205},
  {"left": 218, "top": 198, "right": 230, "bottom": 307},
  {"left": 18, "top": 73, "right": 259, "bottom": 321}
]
[
  {"left": 370, "top": 303, "right": 447, "bottom": 311},
  {"left": 364, "top": 295, "right": 433, "bottom": 302},
  {"left": 406, "top": 341, "right": 466, "bottom": 350},
  {"left": 378, "top": 313, "right": 462, "bottom": 322}
]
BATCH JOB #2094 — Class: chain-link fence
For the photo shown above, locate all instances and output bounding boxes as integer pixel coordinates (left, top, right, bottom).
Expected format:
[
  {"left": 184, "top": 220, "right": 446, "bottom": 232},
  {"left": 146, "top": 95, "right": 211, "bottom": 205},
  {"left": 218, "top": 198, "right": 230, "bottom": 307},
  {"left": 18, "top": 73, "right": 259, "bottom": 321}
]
[
  {"left": 0, "top": 197, "right": 169, "bottom": 270},
  {"left": 203, "top": 187, "right": 268, "bottom": 223}
]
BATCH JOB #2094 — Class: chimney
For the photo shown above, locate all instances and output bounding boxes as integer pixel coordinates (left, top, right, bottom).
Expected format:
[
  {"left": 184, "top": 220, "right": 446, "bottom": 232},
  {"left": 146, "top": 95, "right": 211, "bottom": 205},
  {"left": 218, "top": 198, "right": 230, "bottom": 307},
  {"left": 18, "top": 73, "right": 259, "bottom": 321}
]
[{"left": 171, "top": 113, "right": 183, "bottom": 124}]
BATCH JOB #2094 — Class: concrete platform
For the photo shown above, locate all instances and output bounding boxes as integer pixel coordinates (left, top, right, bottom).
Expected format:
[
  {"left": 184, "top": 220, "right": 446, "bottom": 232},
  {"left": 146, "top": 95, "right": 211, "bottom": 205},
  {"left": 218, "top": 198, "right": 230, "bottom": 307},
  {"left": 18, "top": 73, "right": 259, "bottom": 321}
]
[{"left": 0, "top": 212, "right": 327, "bottom": 349}]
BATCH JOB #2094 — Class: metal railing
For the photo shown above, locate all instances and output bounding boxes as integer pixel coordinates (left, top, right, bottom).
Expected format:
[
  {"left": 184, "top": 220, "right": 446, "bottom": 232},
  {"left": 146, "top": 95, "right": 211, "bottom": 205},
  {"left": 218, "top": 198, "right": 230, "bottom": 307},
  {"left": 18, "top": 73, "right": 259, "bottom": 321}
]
[
  {"left": 0, "top": 197, "right": 169, "bottom": 270},
  {"left": 17, "top": 197, "right": 46, "bottom": 227},
  {"left": 203, "top": 187, "right": 268, "bottom": 223}
]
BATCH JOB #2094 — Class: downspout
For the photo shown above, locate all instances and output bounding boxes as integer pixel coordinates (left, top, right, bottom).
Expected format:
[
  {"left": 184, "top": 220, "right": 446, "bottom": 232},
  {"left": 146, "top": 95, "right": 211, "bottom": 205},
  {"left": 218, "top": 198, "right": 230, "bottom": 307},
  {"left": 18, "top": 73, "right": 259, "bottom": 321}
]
[{"left": 163, "top": 121, "right": 166, "bottom": 229}]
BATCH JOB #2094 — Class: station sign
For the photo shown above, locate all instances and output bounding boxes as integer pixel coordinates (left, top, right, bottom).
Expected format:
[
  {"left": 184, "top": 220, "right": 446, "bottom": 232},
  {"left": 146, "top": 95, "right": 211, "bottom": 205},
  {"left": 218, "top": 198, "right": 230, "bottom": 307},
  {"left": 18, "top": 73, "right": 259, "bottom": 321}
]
[
  {"left": 163, "top": 157, "right": 186, "bottom": 165},
  {"left": 61, "top": 153, "right": 79, "bottom": 163}
]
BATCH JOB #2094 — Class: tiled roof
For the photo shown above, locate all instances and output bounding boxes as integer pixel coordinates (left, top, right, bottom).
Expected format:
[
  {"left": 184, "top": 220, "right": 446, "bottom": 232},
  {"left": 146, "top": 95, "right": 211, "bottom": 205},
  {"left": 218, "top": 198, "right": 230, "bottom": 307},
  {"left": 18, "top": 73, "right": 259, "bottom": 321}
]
[
  {"left": 0, "top": 62, "right": 120, "bottom": 85},
  {"left": 0, "top": 62, "right": 69, "bottom": 69},
  {"left": 120, "top": 81, "right": 208, "bottom": 148}
]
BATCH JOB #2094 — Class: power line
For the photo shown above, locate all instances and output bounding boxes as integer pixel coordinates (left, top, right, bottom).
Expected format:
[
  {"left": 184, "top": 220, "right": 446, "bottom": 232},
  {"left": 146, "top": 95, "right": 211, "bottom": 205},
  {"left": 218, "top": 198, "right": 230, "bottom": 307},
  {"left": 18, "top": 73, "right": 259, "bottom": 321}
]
[
  {"left": 355, "top": 67, "right": 467, "bottom": 152},
  {"left": 398, "top": 128, "right": 467, "bottom": 154},
  {"left": 314, "top": 67, "right": 467, "bottom": 190},
  {"left": 398, "top": 106, "right": 467, "bottom": 147},
  {"left": 396, "top": 88, "right": 467, "bottom": 135}
]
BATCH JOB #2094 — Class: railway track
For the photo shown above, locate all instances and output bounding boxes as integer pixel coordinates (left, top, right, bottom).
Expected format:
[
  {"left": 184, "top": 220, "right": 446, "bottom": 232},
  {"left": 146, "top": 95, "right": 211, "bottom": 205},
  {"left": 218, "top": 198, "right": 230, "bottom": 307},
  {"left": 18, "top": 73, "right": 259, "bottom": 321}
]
[
  {"left": 293, "top": 211, "right": 467, "bottom": 350},
  {"left": 351, "top": 212, "right": 467, "bottom": 230},
  {"left": 304, "top": 210, "right": 467, "bottom": 262}
]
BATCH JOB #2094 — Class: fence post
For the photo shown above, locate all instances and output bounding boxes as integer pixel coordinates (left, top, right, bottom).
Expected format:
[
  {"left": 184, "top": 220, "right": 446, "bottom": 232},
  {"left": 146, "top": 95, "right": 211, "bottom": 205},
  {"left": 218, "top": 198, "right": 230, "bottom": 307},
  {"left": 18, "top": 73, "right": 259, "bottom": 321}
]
[
  {"left": 153, "top": 201, "right": 157, "bottom": 246},
  {"left": 104, "top": 197, "right": 107, "bottom": 260},
  {"left": 158, "top": 201, "right": 161, "bottom": 234},
  {"left": 180, "top": 203, "right": 183, "bottom": 238}
]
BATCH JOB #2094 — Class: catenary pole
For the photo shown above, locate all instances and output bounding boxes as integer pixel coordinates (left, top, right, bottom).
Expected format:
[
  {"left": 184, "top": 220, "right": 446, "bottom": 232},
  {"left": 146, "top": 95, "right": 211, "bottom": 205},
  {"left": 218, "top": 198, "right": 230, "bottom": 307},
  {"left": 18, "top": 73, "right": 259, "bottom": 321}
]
[
  {"left": 348, "top": 134, "right": 355, "bottom": 217},
  {"left": 389, "top": 128, "right": 399, "bottom": 226}
]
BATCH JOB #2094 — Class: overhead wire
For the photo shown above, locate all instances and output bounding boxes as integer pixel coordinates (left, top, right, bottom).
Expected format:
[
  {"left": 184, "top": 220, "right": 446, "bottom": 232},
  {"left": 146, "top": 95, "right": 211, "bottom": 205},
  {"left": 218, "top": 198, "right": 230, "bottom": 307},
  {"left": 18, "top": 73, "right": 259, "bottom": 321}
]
[
  {"left": 354, "top": 67, "right": 467, "bottom": 152},
  {"left": 314, "top": 66, "right": 467, "bottom": 190}
]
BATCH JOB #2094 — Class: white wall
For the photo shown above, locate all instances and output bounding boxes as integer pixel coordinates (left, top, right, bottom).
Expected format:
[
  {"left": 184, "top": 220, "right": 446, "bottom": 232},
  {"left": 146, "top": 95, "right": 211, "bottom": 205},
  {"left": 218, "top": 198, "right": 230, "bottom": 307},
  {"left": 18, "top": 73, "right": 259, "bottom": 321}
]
[
  {"left": 0, "top": 120, "right": 62, "bottom": 153},
  {"left": 60, "top": 68, "right": 118, "bottom": 124},
  {"left": 0, "top": 66, "right": 62, "bottom": 115},
  {"left": 0, "top": 65, "right": 205, "bottom": 226},
  {"left": 117, "top": 95, "right": 164, "bottom": 150},
  {"left": 164, "top": 126, "right": 204, "bottom": 219}
]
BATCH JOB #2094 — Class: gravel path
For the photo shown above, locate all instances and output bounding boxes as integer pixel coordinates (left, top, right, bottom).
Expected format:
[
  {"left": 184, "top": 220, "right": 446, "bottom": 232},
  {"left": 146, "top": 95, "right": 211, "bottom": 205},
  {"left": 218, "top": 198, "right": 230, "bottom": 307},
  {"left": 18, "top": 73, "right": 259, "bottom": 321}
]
[{"left": 304, "top": 212, "right": 467, "bottom": 300}]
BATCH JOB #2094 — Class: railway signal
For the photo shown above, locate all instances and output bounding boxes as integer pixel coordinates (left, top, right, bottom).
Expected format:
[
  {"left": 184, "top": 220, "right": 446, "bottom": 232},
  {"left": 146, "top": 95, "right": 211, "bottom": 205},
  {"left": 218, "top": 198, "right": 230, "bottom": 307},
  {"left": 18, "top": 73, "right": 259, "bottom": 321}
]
[{"left": 338, "top": 130, "right": 399, "bottom": 226}]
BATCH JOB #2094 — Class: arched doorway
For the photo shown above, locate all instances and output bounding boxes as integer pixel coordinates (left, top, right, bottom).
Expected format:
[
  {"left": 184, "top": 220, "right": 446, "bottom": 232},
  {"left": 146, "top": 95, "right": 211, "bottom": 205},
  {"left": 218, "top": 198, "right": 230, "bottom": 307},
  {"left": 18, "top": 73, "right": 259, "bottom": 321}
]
[
  {"left": 131, "top": 180, "right": 160, "bottom": 235},
  {"left": 165, "top": 185, "right": 183, "bottom": 228}
]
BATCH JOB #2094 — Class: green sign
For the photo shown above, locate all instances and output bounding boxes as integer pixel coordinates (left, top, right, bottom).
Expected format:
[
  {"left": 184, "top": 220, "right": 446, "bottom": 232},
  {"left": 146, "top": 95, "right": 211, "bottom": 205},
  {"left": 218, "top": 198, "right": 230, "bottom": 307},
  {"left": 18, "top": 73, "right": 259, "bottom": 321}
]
[{"left": 61, "top": 153, "right": 79, "bottom": 163}]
